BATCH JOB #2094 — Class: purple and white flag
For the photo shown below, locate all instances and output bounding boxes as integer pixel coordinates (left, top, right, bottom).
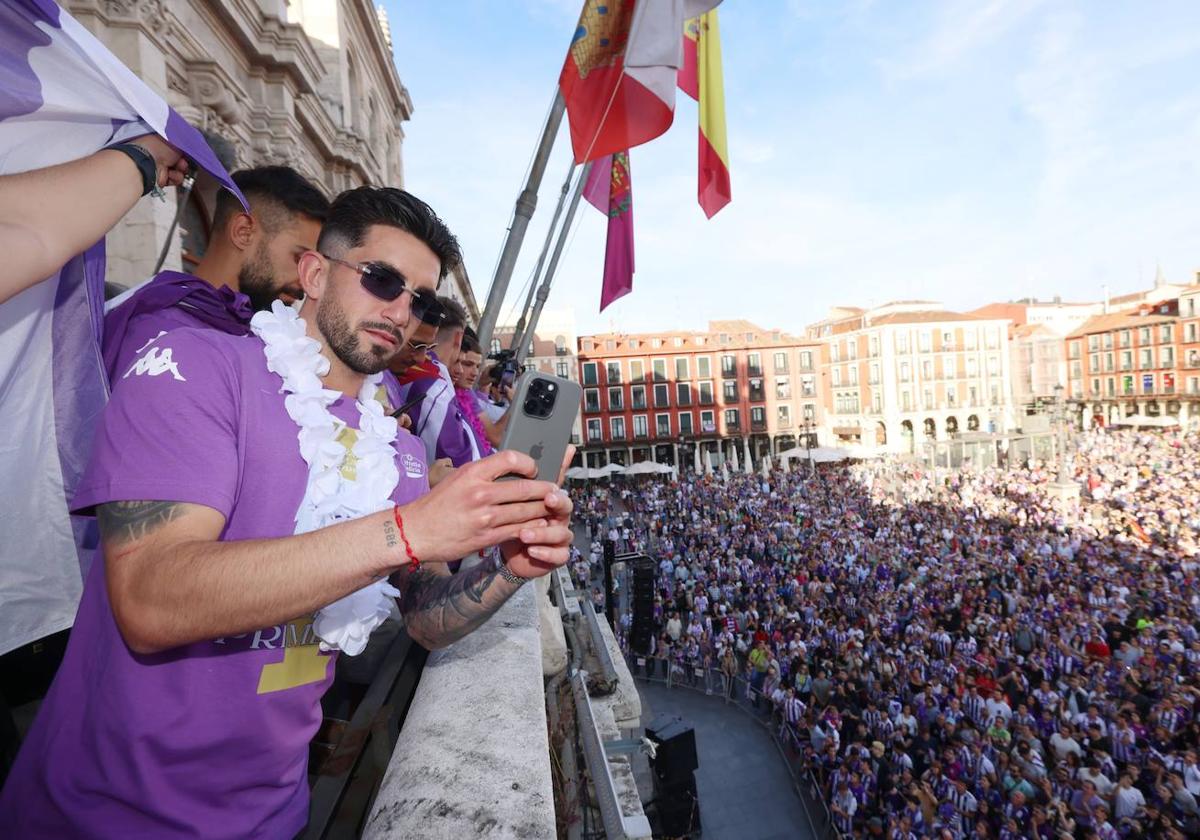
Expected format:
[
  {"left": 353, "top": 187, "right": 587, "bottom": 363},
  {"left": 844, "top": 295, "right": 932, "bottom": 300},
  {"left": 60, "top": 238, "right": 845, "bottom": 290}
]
[{"left": 0, "top": 0, "right": 245, "bottom": 655}]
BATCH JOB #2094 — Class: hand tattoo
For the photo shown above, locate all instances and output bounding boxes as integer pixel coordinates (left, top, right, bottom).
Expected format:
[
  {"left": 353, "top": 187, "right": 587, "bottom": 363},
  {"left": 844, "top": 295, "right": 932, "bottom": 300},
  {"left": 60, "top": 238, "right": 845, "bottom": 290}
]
[{"left": 396, "top": 561, "right": 514, "bottom": 649}]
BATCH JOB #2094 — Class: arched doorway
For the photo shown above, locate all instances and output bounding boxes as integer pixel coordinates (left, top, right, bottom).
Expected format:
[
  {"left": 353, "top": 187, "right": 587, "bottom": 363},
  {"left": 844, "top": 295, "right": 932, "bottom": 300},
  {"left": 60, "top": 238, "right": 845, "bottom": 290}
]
[
  {"left": 901, "top": 420, "right": 914, "bottom": 453},
  {"left": 945, "top": 416, "right": 959, "bottom": 436},
  {"left": 923, "top": 418, "right": 936, "bottom": 440},
  {"left": 875, "top": 422, "right": 887, "bottom": 446},
  {"left": 967, "top": 414, "right": 980, "bottom": 431}
]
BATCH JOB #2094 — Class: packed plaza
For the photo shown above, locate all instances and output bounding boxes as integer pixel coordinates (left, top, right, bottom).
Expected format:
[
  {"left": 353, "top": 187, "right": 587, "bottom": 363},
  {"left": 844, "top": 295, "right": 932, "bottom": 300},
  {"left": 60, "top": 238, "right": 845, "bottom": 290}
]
[{"left": 572, "top": 427, "right": 1200, "bottom": 839}]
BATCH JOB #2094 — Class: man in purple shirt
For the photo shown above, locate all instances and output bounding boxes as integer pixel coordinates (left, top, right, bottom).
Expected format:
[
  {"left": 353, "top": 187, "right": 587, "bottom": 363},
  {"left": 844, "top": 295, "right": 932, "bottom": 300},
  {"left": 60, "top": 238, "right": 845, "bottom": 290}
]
[
  {"left": 396, "top": 295, "right": 481, "bottom": 467},
  {"left": 0, "top": 187, "right": 575, "bottom": 838},
  {"left": 103, "top": 165, "right": 328, "bottom": 382}
]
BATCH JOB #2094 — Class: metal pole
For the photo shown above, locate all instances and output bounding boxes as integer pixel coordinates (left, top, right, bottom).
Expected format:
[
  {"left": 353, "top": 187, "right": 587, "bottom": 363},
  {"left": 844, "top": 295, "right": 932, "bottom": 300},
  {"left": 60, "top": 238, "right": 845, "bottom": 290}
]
[
  {"left": 509, "top": 161, "right": 575, "bottom": 351},
  {"left": 476, "top": 91, "right": 566, "bottom": 355},
  {"left": 515, "top": 161, "right": 593, "bottom": 365},
  {"left": 1055, "top": 385, "right": 1067, "bottom": 484}
]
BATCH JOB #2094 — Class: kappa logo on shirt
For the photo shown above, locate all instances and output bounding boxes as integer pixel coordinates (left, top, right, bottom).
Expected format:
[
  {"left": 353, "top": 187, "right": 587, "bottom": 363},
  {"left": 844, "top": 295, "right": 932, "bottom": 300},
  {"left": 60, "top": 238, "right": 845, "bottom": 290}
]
[
  {"left": 401, "top": 452, "right": 425, "bottom": 479},
  {"left": 123, "top": 345, "right": 186, "bottom": 382}
]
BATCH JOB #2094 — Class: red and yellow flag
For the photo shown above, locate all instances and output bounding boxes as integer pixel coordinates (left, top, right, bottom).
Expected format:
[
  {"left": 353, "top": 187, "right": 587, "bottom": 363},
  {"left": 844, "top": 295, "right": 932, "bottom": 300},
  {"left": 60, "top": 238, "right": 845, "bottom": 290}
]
[{"left": 679, "top": 9, "right": 730, "bottom": 218}]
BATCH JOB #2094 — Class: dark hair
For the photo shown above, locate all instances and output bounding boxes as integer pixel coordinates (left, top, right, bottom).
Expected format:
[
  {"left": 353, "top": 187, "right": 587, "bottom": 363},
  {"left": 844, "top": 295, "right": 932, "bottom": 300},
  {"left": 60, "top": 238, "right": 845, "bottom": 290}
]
[
  {"left": 460, "top": 326, "right": 481, "bottom": 355},
  {"left": 317, "top": 186, "right": 462, "bottom": 281},
  {"left": 213, "top": 166, "right": 329, "bottom": 233},
  {"left": 435, "top": 295, "right": 468, "bottom": 340}
]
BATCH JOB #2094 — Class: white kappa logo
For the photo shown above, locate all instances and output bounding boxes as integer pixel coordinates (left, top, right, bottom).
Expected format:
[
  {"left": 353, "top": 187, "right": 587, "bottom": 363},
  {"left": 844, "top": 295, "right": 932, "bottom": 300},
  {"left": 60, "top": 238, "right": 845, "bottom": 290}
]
[{"left": 123, "top": 346, "right": 186, "bottom": 382}]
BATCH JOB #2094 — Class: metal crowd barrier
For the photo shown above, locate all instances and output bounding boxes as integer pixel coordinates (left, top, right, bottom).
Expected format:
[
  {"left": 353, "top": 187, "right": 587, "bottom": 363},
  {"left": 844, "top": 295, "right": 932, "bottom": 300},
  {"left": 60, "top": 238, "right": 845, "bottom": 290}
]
[{"left": 622, "top": 650, "right": 844, "bottom": 840}]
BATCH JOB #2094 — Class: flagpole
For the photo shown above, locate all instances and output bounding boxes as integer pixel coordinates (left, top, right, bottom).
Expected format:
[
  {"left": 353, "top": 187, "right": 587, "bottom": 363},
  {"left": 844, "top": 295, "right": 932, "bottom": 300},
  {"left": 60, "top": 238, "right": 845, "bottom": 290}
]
[
  {"left": 508, "top": 160, "right": 576, "bottom": 351},
  {"left": 515, "top": 161, "right": 593, "bottom": 365},
  {"left": 476, "top": 91, "right": 566, "bottom": 356}
]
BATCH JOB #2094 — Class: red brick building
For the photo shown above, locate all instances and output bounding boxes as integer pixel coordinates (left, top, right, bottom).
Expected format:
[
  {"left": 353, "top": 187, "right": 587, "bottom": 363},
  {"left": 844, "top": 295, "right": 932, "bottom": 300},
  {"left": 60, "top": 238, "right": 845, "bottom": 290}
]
[{"left": 575, "top": 321, "right": 825, "bottom": 470}]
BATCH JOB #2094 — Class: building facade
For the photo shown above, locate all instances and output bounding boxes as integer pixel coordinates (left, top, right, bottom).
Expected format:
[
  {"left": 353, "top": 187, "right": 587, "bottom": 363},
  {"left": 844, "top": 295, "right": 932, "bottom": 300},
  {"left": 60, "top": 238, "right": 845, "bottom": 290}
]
[
  {"left": 806, "top": 302, "right": 1016, "bottom": 454},
  {"left": 575, "top": 321, "right": 826, "bottom": 470},
  {"left": 67, "top": 0, "right": 477, "bottom": 313}
]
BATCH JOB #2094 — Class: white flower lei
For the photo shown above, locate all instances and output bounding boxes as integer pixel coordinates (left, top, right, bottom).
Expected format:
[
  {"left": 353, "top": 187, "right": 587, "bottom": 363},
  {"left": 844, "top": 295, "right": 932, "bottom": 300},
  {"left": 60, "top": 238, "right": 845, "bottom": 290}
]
[{"left": 250, "top": 300, "right": 400, "bottom": 656}]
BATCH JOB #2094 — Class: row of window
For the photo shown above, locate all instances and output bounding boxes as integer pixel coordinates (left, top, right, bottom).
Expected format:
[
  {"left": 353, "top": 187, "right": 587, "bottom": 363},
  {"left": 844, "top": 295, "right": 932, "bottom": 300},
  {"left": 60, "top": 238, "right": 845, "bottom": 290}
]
[
  {"left": 1086, "top": 346, "right": 1177, "bottom": 373},
  {"left": 583, "top": 376, "right": 818, "bottom": 413},
  {"left": 829, "top": 327, "right": 1003, "bottom": 361},
  {"left": 1089, "top": 373, "right": 1178, "bottom": 397},
  {"left": 1075, "top": 324, "right": 1176, "bottom": 356},
  {"left": 580, "top": 351, "right": 815, "bottom": 387},
  {"left": 583, "top": 404, "right": 817, "bottom": 443}
]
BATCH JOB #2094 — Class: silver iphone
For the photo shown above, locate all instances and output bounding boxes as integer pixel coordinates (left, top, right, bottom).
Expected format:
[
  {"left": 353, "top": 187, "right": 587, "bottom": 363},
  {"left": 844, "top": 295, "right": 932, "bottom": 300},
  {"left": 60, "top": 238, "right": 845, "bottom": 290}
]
[{"left": 498, "top": 371, "right": 582, "bottom": 482}]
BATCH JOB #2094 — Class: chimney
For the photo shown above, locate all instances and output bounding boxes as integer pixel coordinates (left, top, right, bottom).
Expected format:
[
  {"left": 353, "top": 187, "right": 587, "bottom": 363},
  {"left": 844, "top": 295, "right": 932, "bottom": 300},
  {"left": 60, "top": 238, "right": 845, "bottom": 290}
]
[{"left": 1102, "top": 284, "right": 1110, "bottom": 315}]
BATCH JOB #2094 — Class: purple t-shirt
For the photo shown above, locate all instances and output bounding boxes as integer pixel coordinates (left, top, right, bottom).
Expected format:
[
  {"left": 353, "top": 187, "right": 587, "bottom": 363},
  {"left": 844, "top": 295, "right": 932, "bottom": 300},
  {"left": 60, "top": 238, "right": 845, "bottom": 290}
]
[
  {"left": 0, "top": 327, "right": 429, "bottom": 839},
  {"left": 396, "top": 356, "right": 479, "bottom": 467}
]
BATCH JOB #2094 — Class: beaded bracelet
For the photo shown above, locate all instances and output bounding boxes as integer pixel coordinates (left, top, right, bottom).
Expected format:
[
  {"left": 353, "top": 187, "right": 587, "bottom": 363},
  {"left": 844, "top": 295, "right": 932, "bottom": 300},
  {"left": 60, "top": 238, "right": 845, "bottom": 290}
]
[{"left": 392, "top": 505, "right": 420, "bottom": 569}]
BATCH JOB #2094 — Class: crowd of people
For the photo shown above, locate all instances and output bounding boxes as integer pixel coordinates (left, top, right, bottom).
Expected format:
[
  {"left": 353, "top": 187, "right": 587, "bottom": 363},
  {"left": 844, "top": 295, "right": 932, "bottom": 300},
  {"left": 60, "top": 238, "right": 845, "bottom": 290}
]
[{"left": 574, "top": 429, "right": 1200, "bottom": 839}]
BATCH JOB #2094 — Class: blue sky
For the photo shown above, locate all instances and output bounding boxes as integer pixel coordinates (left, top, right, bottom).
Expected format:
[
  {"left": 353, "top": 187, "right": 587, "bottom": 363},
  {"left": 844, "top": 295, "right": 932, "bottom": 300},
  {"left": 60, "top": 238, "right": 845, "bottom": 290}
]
[{"left": 384, "top": 0, "right": 1200, "bottom": 336}]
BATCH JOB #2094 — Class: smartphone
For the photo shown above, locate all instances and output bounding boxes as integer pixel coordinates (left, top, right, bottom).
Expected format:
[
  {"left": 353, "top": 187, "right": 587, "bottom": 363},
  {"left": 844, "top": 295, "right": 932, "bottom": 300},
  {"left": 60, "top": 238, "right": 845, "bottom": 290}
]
[
  {"left": 498, "top": 371, "right": 582, "bottom": 482},
  {"left": 499, "top": 360, "right": 518, "bottom": 392}
]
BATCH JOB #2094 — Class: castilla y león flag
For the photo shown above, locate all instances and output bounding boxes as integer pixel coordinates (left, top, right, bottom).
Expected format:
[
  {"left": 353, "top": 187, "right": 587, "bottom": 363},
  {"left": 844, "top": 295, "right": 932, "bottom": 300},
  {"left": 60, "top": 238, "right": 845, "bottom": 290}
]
[
  {"left": 559, "top": 0, "right": 721, "bottom": 164},
  {"left": 678, "top": 8, "right": 731, "bottom": 218},
  {"left": 583, "top": 152, "right": 634, "bottom": 312}
]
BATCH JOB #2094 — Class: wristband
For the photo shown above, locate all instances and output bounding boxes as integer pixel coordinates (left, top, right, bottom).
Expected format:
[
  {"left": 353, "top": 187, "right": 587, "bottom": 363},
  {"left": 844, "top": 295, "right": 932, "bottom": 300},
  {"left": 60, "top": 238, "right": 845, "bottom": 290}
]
[
  {"left": 392, "top": 505, "right": 420, "bottom": 569},
  {"left": 107, "top": 142, "right": 159, "bottom": 197}
]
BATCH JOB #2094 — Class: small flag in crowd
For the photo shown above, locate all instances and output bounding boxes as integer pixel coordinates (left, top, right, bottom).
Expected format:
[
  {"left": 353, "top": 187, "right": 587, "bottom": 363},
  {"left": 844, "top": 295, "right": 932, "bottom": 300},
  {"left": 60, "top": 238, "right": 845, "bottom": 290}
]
[
  {"left": 583, "top": 151, "right": 635, "bottom": 312},
  {"left": 0, "top": 0, "right": 242, "bottom": 656},
  {"left": 679, "top": 8, "right": 731, "bottom": 218},
  {"left": 558, "top": 0, "right": 722, "bottom": 164}
]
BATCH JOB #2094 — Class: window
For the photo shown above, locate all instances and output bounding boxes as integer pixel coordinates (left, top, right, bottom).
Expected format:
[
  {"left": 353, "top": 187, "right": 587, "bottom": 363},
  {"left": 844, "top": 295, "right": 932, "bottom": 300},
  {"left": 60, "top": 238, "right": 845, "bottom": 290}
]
[
  {"left": 1162, "top": 347, "right": 1174, "bottom": 367},
  {"left": 1107, "top": 378, "right": 1116, "bottom": 397},
  {"left": 555, "top": 361, "right": 569, "bottom": 379},
  {"left": 798, "top": 351, "right": 814, "bottom": 371},
  {"left": 586, "top": 418, "right": 602, "bottom": 441},
  {"left": 1139, "top": 327, "right": 1151, "bottom": 344},
  {"left": 631, "top": 384, "right": 647, "bottom": 409},
  {"left": 1104, "top": 352, "right": 1114, "bottom": 372},
  {"left": 1140, "top": 348, "right": 1153, "bottom": 369},
  {"left": 609, "top": 417, "right": 626, "bottom": 440},
  {"left": 723, "top": 380, "right": 739, "bottom": 402},
  {"left": 724, "top": 408, "right": 740, "bottom": 430},
  {"left": 673, "top": 336, "right": 684, "bottom": 347},
  {"left": 831, "top": 344, "right": 840, "bottom": 362},
  {"left": 554, "top": 335, "right": 567, "bottom": 354},
  {"left": 632, "top": 415, "right": 648, "bottom": 438},
  {"left": 721, "top": 355, "right": 737, "bottom": 376},
  {"left": 869, "top": 336, "right": 880, "bottom": 357},
  {"left": 584, "top": 388, "right": 600, "bottom": 413},
  {"left": 943, "top": 356, "right": 957, "bottom": 378},
  {"left": 800, "top": 375, "right": 816, "bottom": 397},
  {"left": 749, "top": 378, "right": 765, "bottom": 401},
  {"left": 832, "top": 368, "right": 842, "bottom": 387},
  {"left": 986, "top": 356, "right": 999, "bottom": 376},
  {"left": 985, "top": 328, "right": 1000, "bottom": 349},
  {"left": 777, "top": 405, "right": 792, "bottom": 427},
  {"left": 651, "top": 338, "right": 663, "bottom": 348},
  {"left": 775, "top": 377, "right": 791, "bottom": 399},
  {"left": 582, "top": 362, "right": 598, "bottom": 386},
  {"left": 964, "top": 331, "right": 977, "bottom": 350},
  {"left": 848, "top": 366, "right": 859, "bottom": 386},
  {"left": 604, "top": 339, "right": 615, "bottom": 351},
  {"left": 872, "top": 392, "right": 882, "bottom": 413},
  {"left": 696, "top": 356, "right": 712, "bottom": 378},
  {"left": 652, "top": 359, "right": 667, "bottom": 382},
  {"left": 1089, "top": 353, "right": 1100, "bottom": 373},
  {"left": 921, "top": 360, "right": 933, "bottom": 379},
  {"left": 869, "top": 363, "right": 880, "bottom": 385},
  {"left": 968, "top": 385, "right": 978, "bottom": 405},
  {"left": 923, "top": 388, "right": 934, "bottom": 409},
  {"left": 655, "top": 413, "right": 671, "bottom": 436},
  {"left": 1161, "top": 324, "right": 1173, "bottom": 343},
  {"left": 966, "top": 357, "right": 978, "bottom": 378},
  {"left": 628, "top": 339, "right": 639, "bottom": 349},
  {"left": 1088, "top": 335, "right": 1100, "bottom": 352},
  {"left": 802, "top": 403, "right": 816, "bottom": 421},
  {"left": 947, "top": 388, "right": 957, "bottom": 408},
  {"left": 1069, "top": 341, "right": 1081, "bottom": 359},
  {"left": 675, "top": 358, "right": 689, "bottom": 380},
  {"left": 899, "top": 361, "right": 911, "bottom": 382},
  {"left": 846, "top": 342, "right": 858, "bottom": 361},
  {"left": 653, "top": 383, "right": 670, "bottom": 408},
  {"left": 700, "top": 410, "right": 716, "bottom": 432},
  {"left": 629, "top": 360, "right": 645, "bottom": 383},
  {"left": 678, "top": 412, "right": 694, "bottom": 434},
  {"left": 607, "top": 387, "right": 623, "bottom": 411},
  {"left": 750, "top": 406, "right": 766, "bottom": 428},
  {"left": 896, "top": 333, "right": 910, "bottom": 353},
  {"left": 1102, "top": 333, "right": 1113, "bottom": 350},
  {"left": 698, "top": 381, "right": 714, "bottom": 404},
  {"left": 1119, "top": 330, "right": 1131, "bottom": 348},
  {"left": 773, "top": 351, "right": 788, "bottom": 373},
  {"left": 942, "top": 330, "right": 955, "bottom": 349},
  {"left": 1091, "top": 378, "right": 1100, "bottom": 395},
  {"left": 676, "top": 382, "right": 692, "bottom": 405},
  {"left": 747, "top": 352, "right": 762, "bottom": 375},
  {"left": 901, "top": 391, "right": 912, "bottom": 411},
  {"left": 1120, "top": 350, "right": 1132, "bottom": 371},
  {"left": 489, "top": 338, "right": 502, "bottom": 354},
  {"left": 918, "top": 332, "right": 932, "bottom": 352}
]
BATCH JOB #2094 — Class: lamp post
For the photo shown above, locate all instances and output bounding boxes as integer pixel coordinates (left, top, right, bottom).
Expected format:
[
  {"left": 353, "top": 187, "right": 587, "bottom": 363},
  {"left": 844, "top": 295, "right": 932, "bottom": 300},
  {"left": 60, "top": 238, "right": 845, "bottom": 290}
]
[
  {"left": 1054, "top": 383, "right": 1067, "bottom": 485},
  {"left": 802, "top": 418, "right": 815, "bottom": 475}
]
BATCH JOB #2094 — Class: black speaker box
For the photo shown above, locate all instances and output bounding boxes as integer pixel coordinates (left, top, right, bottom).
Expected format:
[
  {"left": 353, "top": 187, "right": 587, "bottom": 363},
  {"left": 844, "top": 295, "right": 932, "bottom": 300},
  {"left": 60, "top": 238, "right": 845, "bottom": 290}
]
[
  {"left": 656, "top": 774, "right": 700, "bottom": 836},
  {"left": 646, "top": 718, "right": 698, "bottom": 784}
]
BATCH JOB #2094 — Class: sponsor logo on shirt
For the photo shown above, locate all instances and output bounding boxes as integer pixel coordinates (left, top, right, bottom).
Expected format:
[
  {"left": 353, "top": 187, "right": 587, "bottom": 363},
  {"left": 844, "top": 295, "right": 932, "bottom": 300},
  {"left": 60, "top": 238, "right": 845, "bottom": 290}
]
[
  {"left": 215, "top": 617, "right": 331, "bottom": 694},
  {"left": 123, "top": 345, "right": 186, "bottom": 382},
  {"left": 401, "top": 452, "right": 425, "bottom": 479}
]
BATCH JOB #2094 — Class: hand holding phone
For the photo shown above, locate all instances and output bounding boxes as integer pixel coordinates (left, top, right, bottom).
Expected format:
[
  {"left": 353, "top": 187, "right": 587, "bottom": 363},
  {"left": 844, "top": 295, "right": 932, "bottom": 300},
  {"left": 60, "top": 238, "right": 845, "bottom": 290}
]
[{"left": 498, "top": 372, "right": 581, "bottom": 483}]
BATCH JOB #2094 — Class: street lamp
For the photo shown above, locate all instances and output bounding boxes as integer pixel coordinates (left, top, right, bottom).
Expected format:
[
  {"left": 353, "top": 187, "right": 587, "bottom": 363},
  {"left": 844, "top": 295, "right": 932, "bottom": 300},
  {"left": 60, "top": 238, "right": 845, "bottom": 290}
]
[
  {"left": 1054, "top": 383, "right": 1067, "bottom": 484},
  {"left": 802, "top": 418, "right": 816, "bottom": 474}
]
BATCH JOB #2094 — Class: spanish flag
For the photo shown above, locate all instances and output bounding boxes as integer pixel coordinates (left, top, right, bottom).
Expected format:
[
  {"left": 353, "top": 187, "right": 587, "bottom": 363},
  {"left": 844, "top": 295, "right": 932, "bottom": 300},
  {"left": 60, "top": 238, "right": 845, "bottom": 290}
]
[{"left": 679, "top": 9, "right": 731, "bottom": 218}]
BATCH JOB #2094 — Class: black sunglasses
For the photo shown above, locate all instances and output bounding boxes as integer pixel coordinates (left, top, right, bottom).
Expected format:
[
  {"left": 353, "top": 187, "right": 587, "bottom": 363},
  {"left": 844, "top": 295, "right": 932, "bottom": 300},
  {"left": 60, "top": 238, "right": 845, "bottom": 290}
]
[{"left": 322, "top": 254, "right": 444, "bottom": 325}]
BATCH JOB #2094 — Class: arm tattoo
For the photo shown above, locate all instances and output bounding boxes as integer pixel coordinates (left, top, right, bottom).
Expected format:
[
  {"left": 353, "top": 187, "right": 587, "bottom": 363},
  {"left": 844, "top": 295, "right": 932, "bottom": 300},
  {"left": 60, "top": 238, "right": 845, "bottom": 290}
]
[
  {"left": 97, "top": 501, "right": 183, "bottom": 546},
  {"left": 397, "top": 562, "right": 513, "bottom": 649}
]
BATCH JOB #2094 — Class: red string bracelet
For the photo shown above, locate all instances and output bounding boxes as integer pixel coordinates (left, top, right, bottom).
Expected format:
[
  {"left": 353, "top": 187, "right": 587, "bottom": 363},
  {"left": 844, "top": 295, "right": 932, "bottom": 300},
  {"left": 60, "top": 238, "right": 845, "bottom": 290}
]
[{"left": 392, "top": 505, "right": 420, "bottom": 569}]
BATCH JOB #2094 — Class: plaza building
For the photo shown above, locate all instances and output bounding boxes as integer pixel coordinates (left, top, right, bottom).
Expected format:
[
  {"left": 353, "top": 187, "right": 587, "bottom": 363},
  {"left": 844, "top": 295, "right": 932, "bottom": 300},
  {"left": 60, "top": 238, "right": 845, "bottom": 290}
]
[
  {"left": 66, "top": 0, "right": 478, "bottom": 317},
  {"left": 575, "top": 321, "right": 826, "bottom": 470}
]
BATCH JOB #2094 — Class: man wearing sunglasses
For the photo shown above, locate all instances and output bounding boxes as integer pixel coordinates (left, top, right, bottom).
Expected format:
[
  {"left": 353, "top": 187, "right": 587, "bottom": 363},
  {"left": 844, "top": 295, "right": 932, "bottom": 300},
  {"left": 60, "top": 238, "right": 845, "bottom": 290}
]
[{"left": 1, "top": 187, "right": 575, "bottom": 839}]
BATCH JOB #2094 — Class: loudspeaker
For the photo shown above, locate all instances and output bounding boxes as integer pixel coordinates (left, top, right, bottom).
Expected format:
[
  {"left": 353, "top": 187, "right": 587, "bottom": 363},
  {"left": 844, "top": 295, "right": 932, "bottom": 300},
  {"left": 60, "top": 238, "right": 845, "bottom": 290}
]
[
  {"left": 646, "top": 717, "right": 698, "bottom": 785},
  {"left": 656, "top": 774, "right": 701, "bottom": 836}
]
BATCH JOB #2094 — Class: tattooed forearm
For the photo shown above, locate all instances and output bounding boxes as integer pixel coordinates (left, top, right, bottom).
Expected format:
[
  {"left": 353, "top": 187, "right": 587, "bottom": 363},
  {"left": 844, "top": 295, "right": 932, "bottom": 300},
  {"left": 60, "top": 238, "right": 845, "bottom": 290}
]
[
  {"left": 97, "top": 501, "right": 183, "bottom": 546},
  {"left": 396, "top": 562, "right": 517, "bottom": 649}
]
